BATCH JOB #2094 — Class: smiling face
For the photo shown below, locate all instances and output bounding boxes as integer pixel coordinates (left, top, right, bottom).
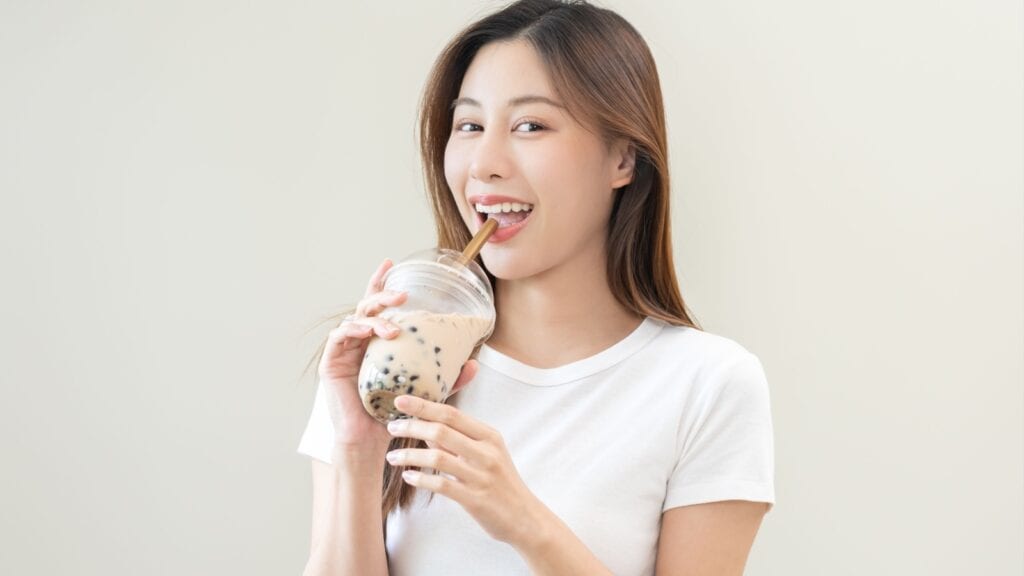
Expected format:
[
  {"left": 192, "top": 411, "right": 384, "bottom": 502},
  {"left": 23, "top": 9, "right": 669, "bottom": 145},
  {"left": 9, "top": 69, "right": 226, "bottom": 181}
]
[{"left": 444, "top": 39, "right": 634, "bottom": 281}]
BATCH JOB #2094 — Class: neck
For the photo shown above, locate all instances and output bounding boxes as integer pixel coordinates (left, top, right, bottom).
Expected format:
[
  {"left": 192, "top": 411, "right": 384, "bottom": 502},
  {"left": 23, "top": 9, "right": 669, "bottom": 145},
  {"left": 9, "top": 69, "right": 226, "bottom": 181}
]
[{"left": 485, "top": 243, "right": 643, "bottom": 368}]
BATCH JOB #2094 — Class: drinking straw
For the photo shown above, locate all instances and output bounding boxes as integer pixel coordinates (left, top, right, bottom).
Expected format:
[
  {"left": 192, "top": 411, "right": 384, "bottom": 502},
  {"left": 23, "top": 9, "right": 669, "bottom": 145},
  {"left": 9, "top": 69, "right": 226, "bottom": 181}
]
[{"left": 457, "top": 218, "right": 499, "bottom": 266}]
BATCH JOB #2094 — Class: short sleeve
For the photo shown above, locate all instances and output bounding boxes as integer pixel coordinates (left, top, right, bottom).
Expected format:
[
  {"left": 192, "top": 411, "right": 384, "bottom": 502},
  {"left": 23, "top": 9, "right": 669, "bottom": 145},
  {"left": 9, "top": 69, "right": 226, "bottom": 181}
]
[
  {"left": 664, "top": 351, "right": 776, "bottom": 512},
  {"left": 297, "top": 380, "right": 336, "bottom": 464}
]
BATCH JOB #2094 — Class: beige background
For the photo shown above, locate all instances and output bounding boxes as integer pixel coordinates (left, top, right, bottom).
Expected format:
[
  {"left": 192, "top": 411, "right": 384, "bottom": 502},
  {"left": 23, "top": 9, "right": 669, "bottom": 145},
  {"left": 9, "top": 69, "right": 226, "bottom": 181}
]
[{"left": 1, "top": 1, "right": 1020, "bottom": 574}]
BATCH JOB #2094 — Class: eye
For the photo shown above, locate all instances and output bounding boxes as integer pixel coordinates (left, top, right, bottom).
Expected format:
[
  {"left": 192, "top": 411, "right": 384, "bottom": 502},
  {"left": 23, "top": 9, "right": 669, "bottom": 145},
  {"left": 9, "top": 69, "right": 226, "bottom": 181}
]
[
  {"left": 514, "top": 121, "right": 545, "bottom": 133},
  {"left": 454, "top": 121, "right": 482, "bottom": 132}
]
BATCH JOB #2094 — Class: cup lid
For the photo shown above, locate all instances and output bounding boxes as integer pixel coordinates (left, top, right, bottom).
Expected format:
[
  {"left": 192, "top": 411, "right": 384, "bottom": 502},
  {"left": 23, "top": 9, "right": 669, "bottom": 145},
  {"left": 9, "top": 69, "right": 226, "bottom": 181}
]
[{"left": 388, "top": 247, "right": 493, "bottom": 304}]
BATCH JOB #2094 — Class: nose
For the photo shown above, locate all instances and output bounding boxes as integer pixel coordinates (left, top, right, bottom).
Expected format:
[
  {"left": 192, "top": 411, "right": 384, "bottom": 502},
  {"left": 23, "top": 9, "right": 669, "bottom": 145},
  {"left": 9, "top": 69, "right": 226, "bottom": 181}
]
[{"left": 468, "top": 128, "right": 513, "bottom": 183}]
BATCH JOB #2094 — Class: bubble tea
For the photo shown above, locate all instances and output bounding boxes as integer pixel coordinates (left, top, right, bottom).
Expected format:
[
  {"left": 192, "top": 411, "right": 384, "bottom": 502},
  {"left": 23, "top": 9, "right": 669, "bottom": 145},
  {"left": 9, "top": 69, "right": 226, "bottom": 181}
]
[{"left": 358, "top": 248, "right": 495, "bottom": 423}]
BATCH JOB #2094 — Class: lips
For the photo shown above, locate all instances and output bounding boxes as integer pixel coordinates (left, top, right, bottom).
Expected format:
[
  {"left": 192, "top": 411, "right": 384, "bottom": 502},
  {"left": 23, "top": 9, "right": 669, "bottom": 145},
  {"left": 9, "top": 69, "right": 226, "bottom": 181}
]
[
  {"left": 474, "top": 205, "right": 533, "bottom": 243},
  {"left": 467, "top": 194, "right": 534, "bottom": 244}
]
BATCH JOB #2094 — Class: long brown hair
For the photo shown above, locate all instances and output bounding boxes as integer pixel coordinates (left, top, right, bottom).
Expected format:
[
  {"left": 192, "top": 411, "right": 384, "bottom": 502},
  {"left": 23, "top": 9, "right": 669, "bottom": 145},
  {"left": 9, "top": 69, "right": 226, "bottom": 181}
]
[{"left": 375, "top": 0, "right": 702, "bottom": 519}]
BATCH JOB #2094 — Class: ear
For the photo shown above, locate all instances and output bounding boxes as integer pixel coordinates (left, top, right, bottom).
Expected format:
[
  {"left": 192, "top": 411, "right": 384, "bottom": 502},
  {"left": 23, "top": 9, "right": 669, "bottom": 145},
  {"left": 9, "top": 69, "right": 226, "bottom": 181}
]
[{"left": 610, "top": 139, "right": 636, "bottom": 189}]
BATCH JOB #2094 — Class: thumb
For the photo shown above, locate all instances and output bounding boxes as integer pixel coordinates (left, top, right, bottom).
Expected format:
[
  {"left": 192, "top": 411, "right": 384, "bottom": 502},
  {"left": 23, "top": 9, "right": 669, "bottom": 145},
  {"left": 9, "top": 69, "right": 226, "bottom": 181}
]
[{"left": 449, "top": 359, "right": 479, "bottom": 396}]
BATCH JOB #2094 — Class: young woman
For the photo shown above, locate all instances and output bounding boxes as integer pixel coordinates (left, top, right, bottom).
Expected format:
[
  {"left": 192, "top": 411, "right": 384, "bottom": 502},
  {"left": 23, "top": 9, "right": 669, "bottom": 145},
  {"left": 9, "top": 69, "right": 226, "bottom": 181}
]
[{"left": 298, "top": 1, "right": 775, "bottom": 574}]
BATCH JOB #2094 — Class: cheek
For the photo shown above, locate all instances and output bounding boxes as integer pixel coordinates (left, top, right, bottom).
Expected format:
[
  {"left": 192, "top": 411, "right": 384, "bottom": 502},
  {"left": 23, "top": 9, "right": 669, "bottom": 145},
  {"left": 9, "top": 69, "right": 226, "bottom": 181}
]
[
  {"left": 444, "top": 140, "right": 474, "bottom": 225},
  {"left": 530, "top": 141, "right": 611, "bottom": 212},
  {"left": 546, "top": 152, "right": 615, "bottom": 251},
  {"left": 443, "top": 139, "right": 467, "bottom": 193}
]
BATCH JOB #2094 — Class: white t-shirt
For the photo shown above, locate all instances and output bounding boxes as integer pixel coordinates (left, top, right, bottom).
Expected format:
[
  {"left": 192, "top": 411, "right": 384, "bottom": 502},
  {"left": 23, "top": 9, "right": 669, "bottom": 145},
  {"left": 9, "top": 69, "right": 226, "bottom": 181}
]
[{"left": 297, "top": 317, "right": 775, "bottom": 576}]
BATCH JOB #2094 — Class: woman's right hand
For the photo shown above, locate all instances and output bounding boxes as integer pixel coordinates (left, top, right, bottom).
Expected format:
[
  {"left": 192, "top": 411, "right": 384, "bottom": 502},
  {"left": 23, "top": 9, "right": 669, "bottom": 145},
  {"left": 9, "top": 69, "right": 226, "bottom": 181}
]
[{"left": 318, "top": 259, "right": 407, "bottom": 452}]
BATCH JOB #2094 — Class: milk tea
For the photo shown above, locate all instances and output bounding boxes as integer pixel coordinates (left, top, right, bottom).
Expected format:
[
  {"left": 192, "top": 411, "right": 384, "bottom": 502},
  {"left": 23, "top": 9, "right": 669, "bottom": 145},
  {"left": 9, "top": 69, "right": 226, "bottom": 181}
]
[{"left": 359, "top": 310, "right": 491, "bottom": 423}]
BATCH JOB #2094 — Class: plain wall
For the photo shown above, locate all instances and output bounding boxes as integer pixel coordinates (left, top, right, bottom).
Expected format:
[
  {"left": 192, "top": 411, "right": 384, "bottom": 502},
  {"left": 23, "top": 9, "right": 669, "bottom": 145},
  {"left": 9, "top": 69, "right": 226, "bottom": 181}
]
[{"left": 1, "top": 1, "right": 1020, "bottom": 574}]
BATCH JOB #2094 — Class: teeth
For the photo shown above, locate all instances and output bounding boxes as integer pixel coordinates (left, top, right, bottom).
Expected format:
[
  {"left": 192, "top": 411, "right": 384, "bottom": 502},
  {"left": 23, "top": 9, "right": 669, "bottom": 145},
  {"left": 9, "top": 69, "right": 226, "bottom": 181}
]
[{"left": 474, "top": 202, "right": 534, "bottom": 214}]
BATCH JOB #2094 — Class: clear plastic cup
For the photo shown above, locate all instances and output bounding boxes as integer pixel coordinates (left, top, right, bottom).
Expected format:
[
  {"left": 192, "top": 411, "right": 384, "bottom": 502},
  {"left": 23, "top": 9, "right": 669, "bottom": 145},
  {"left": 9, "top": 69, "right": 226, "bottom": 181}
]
[{"left": 358, "top": 248, "right": 495, "bottom": 423}]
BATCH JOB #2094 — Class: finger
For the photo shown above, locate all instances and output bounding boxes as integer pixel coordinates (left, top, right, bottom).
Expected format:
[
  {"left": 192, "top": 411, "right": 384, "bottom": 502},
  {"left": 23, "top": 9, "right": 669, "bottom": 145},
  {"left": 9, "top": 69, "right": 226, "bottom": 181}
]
[
  {"left": 364, "top": 259, "right": 393, "bottom": 298},
  {"left": 326, "top": 321, "right": 374, "bottom": 352},
  {"left": 348, "top": 316, "right": 403, "bottom": 340},
  {"left": 354, "top": 289, "right": 408, "bottom": 318},
  {"left": 400, "top": 469, "right": 470, "bottom": 503},
  {"left": 448, "top": 359, "right": 479, "bottom": 396},
  {"left": 319, "top": 321, "right": 377, "bottom": 379},
  {"left": 393, "top": 394, "right": 496, "bottom": 443},
  {"left": 386, "top": 448, "right": 484, "bottom": 484},
  {"left": 424, "top": 439, "right": 452, "bottom": 454},
  {"left": 386, "top": 416, "right": 487, "bottom": 463},
  {"left": 329, "top": 317, "right": 400, "bottom": 348}
]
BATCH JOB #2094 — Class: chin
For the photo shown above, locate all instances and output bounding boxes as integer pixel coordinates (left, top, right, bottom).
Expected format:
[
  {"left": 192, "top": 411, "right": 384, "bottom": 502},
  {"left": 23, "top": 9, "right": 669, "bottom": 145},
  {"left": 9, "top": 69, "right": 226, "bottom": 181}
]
[{"left": 479, "top": 249, "right": 545, "bottom": 282}]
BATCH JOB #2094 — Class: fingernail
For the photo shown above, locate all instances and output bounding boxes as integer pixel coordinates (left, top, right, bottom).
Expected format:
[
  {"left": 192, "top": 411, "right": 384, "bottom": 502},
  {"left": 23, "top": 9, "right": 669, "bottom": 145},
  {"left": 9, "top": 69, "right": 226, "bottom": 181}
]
[
  {"left": 387, "top": 420, "right": 404, "bottom": 433},
  {"left": 385, "top": 450, "right": 399, "bottom": 463}
]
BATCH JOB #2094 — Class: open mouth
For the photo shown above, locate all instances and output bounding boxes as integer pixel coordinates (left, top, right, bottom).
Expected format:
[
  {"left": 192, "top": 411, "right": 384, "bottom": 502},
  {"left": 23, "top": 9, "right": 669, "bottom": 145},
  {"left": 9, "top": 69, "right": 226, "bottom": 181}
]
[
  {"left": 474, "top": 202, "right": 534, "bottom": 228},
  {"left": 473, "top": 201, "right": 534, "bottom": 243}
]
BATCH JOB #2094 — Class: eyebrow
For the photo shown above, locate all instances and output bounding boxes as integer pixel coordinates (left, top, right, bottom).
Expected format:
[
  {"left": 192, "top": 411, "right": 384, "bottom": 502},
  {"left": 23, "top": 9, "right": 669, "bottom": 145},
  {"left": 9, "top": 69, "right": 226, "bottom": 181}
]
[{"left": 450, "top": 95, "right": 566, "bottom": 110}]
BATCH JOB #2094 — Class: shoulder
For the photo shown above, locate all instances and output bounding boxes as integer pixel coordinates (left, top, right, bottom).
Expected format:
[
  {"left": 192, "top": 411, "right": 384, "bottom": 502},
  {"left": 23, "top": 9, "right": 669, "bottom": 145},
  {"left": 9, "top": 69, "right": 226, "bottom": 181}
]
[
  {"left": 637, "top": 319, "right": 768, "bottom": 399},
  {"left": 644, "top": 319, "right": 760, "bottom": 369}
]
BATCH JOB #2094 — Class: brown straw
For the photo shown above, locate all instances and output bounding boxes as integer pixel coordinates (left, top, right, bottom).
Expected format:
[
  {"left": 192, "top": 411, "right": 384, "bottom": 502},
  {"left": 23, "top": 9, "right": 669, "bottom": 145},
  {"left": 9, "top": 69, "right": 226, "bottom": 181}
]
[{"left": 458, "top": 218, "right": 499, "bottom": 266}]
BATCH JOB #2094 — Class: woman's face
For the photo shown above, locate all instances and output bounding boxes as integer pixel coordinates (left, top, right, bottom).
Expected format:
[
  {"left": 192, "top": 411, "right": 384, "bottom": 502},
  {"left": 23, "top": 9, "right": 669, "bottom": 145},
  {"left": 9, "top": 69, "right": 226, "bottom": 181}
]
[{"left": 444, "top": 39, "right": 634, "bottom": 281}]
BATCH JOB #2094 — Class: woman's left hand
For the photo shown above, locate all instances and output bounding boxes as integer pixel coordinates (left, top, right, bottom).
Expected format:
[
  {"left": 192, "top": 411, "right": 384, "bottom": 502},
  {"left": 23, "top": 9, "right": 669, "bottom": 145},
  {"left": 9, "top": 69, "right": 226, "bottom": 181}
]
[{"left": 385, "top": 367, "right": 543, "bottom": 546}]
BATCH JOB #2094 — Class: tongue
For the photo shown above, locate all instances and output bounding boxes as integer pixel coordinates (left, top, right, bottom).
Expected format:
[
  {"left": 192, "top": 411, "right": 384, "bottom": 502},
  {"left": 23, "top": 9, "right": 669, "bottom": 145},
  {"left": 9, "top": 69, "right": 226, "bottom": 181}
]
[{"left": 488, "top": 211, "right": 530, "bottom": 228}]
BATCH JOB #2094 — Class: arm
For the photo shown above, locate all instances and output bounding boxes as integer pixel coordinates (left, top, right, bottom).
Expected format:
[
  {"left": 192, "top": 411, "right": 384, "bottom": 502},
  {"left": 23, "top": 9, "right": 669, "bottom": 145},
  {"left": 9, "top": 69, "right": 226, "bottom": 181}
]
[
  {"left": 302, "top": 445, "right": 390, "bottom": 576},
  {"left": 510, "top": 502, "right": 614, "bottom": 576},
  {"left": 452, "top": 488, "right": 768, "bottom": 576},
  {"left": 653, "top": 352, "right": 774, "bottom": 574},
  {"left": 655, "top": 500, "right": 769, "bottom": 576},
  {"left": 384, "top": 393, "right": 618, "bottom": 575},
  {"left": 299, "top": 259, "right": 416, "bottom": 574}
]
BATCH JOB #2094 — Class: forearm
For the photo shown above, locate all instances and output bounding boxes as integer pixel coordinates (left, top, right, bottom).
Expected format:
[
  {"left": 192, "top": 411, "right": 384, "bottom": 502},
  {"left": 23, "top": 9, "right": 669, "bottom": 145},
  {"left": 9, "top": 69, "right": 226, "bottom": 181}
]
[
  {"left": 303, "top": 445, "right": 389, "bottom": 576},
  {"left": 512, "top": 501, "right": 614, "bottom": 576}
]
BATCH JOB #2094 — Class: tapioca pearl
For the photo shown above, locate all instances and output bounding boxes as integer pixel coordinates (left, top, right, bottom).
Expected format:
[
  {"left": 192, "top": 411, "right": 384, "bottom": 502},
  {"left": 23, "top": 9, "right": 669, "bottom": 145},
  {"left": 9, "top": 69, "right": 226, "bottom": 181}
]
[
  {"left": 386, "top": 354, "right": 394, "bottom": 362},
  {"left": 435, "top": 360, "right": 441, "bottom": 367},
  {"left": 434, "top": 346, "right": 441, "bottom": 354},
  {"left": 409, "top": 326, "right": 418, "bottom": 333},
  {"left": 382, "top": 367, "right": 390, "bottom": 375},
  {"left": 410, "top": 375, "right": 419, "bottom": 381}
]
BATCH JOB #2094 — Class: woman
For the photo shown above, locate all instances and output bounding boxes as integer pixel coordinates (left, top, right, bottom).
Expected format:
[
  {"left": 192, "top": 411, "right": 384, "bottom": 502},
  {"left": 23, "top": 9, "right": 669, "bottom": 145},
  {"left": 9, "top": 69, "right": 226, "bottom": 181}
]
[{"left": 298, "top": 1, "right": 775, "bottom": 574}]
